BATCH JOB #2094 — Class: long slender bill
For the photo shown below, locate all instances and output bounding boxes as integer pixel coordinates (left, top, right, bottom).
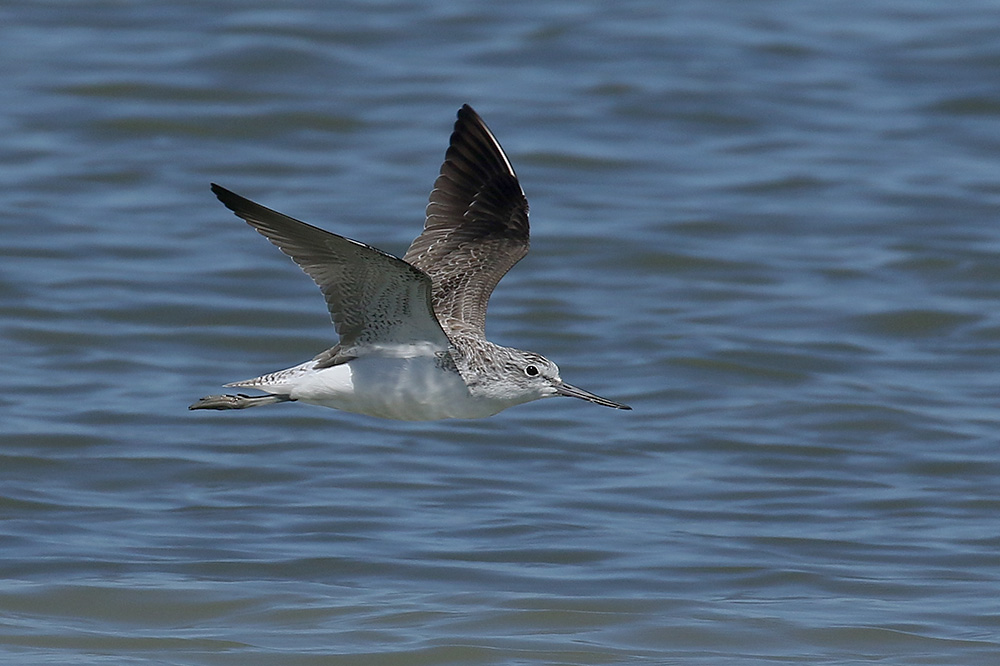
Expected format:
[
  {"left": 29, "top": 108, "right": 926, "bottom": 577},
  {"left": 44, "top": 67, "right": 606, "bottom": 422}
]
[{"left": 555, "top": 382, "right": 631, "bottom": 410}]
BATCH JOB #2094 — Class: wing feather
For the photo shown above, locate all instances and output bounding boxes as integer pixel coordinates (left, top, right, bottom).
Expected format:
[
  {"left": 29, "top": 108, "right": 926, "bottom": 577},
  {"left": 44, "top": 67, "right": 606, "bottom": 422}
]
[
  {"left": 403, "top": 105, "right": 530, "bottom": 336},
  {"left": 211, "top": 184, "right": 450, "bottom": 356}
]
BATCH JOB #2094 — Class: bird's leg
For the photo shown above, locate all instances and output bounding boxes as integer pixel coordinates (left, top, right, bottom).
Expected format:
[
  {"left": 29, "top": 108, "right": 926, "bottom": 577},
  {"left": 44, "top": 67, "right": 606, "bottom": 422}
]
[{"left": 188, "top": 393, "right": 294, "bottom": 410}]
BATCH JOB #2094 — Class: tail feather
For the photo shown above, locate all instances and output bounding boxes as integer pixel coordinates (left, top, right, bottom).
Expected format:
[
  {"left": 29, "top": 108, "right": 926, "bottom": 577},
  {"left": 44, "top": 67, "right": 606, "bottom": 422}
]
[{"left": 223, "top": 361, "right": 317, "bottom": 392}]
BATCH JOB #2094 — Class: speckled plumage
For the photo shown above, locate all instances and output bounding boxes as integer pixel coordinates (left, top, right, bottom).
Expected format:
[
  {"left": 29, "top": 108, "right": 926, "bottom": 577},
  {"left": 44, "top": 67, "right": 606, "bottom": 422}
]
[{"left": 190, "top": 105, "right": 630, "bottom": 419}]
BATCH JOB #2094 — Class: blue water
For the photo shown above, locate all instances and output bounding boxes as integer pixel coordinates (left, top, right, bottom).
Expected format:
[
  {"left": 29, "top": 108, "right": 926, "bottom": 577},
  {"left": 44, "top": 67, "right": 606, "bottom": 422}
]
[{"left": 3, "top": 1, "right": 1000, "bottom": 663}]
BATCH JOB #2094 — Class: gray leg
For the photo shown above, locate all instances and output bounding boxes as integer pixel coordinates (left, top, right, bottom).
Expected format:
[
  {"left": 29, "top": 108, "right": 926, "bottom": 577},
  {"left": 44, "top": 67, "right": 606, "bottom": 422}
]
[{"left": 189, "top": 393, "right": 294, "bottom": 410}]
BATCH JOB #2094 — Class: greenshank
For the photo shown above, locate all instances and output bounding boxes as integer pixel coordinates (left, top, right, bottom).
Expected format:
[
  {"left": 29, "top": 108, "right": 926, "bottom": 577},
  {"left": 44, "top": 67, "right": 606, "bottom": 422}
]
[{"left": 190, "top": 105, "right": 630, "bottom": 420}]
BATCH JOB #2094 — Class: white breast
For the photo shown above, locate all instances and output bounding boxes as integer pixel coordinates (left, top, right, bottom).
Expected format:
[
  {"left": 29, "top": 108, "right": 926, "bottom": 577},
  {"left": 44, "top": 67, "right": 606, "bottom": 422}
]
[{"left": 287, "top": 355, "right": 502, "bottom": 420}]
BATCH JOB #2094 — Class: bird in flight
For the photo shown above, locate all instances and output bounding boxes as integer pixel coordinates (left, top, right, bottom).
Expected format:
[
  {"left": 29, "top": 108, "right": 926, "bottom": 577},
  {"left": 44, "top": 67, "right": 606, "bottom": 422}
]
[{"left": 190, "top": 105, "right": 630, "bottom": 420}]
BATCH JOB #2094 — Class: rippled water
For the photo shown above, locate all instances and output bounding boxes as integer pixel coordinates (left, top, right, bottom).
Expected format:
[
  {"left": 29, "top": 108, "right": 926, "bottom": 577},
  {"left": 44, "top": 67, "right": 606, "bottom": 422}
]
[{"left": 3, "top": 1, "right": 1000, "bottom": 664}]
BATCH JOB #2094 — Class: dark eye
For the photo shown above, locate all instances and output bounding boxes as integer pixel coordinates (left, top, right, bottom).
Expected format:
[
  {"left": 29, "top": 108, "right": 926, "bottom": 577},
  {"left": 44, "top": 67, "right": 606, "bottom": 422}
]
[{"left": 524, "top": 365, "right": 539, "bottom": 377}]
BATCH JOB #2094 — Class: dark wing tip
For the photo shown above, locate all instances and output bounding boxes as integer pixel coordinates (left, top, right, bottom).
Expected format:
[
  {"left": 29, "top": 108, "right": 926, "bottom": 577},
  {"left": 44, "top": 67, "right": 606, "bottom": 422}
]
[
  {"left": 450, "top": 105, "right": 518, "bottom": 179},
  {"left": 210, "top": 182, "right": 245, "bottom": 213},
  {"left": 458, "top": 103, "right": 480, "bottom": 123},
  {"left": 209, "top": 183, "right": 300, "bottom": 236}
]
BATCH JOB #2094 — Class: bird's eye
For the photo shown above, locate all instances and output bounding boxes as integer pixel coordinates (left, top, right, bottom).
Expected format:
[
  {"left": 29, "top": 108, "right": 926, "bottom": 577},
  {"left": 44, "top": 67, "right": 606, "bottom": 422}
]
[{"left": 524, "top": 365, "right": 539, "bottom": 377}]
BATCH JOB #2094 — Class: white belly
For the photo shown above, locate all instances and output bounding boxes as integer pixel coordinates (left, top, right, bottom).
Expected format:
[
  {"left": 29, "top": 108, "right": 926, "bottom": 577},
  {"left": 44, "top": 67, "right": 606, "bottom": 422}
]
[{"left": 284, "top": 356, "right": 502, "bottom": 421}]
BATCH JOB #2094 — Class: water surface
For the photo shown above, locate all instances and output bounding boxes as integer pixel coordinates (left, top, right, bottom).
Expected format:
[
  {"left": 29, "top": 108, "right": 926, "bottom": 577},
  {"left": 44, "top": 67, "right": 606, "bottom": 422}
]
[{"left": 2, "top": 1, "right": 1000, "bottom": 664}]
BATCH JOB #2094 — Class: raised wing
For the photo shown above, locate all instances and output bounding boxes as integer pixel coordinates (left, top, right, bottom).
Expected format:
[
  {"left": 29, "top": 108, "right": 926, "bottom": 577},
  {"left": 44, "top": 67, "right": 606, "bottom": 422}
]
[
  {"left": 403, "top": 105, "right": 530, "bottom": 336},
  {"left": 211, "top": 184, "right": 451, "bottom": 356}
]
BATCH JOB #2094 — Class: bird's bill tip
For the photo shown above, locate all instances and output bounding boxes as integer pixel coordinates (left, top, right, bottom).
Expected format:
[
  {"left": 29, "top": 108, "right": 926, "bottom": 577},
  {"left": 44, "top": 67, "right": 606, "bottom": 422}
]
[{"left": 555, "top": 382, "right": 631, "bottom": 410}]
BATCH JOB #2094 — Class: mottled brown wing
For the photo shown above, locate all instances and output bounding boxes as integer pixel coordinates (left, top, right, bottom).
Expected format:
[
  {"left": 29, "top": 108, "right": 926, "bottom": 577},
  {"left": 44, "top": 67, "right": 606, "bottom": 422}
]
[
  {"left": 212, "top": 184, "right": 450, "bottom": 354},
  {"left": 403, "top": 105, "right": 530, "bottom": 336}
]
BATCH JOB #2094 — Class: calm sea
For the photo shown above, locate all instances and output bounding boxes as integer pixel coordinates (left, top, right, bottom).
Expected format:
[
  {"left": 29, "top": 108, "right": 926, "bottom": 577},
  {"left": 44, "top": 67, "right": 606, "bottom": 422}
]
[{"left": 2, "top": 1, "right": 1000, "bottom": 664}]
